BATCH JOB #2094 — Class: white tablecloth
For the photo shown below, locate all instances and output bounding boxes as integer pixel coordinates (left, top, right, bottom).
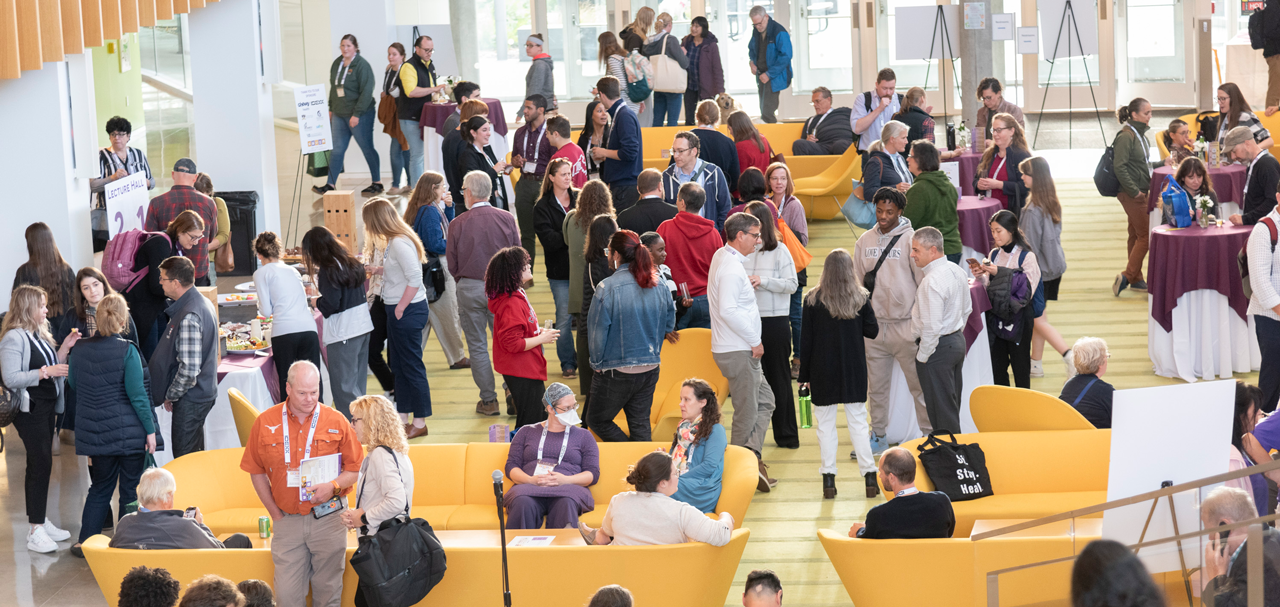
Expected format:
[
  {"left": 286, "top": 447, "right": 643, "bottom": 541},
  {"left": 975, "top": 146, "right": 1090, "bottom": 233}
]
[
  {"left": 883, "top": 318, "right": 991, "bottom": 445},
  {"left": 1149, "top": 289, "right": 1260, "bottom": 382},
  {"left": 426, "top": 131, "right": 515, "bottom": 207}
]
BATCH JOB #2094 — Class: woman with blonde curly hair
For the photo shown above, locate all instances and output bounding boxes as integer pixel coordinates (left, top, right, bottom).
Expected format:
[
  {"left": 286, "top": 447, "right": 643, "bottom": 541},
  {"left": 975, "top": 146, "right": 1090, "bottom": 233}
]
[{"left": 342, "top": 394, "right": 413, "bottom": 533}]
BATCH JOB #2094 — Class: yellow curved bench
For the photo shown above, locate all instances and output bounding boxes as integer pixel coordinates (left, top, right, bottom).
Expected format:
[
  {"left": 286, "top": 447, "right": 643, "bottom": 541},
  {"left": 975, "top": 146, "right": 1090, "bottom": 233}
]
[
  {"left": 793, "top": 144, "right": 863, "bottom": 220},
  {"left": 84, "top": 528, "right": 750, "bottom": 607},
  {"left": 897, "top": 430, "right": 1110, "bottom": 537},
  {"left": 167, "top": 442, "right": 757, "bottom": 535},
  {"left": 968, "top": 385, "right": 1096, "bottom": 432},
  {"left": 227, "top": 388, "right": 260, "bottom": 447},
  {"left": 608, "top": 328, "right": 730, "bottom": 441}
]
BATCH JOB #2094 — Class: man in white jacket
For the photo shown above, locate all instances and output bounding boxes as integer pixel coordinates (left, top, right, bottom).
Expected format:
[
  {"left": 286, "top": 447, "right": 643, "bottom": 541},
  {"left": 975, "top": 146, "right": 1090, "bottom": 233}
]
[
  {"left": 853, "top": 189, "right": 929, "bottom": 453},
  {"left": 709, "top": 212, "right": 778, "bottom": 492}
]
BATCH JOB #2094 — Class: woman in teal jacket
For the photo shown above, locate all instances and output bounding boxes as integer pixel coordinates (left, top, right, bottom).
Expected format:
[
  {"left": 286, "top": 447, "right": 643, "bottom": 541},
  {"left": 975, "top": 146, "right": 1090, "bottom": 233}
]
[
  {"left": 670, "top": 378, "right": 728, "bottom": 513},
  {"left": 315, "top": 34, "right": 384, "bottom": 197}
]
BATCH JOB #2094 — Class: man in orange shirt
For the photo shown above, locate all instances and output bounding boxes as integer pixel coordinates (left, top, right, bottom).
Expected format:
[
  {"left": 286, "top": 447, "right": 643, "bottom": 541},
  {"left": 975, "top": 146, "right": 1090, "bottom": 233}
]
[{"left": 240, "top": 361, "right": 363, "bottom": 607}]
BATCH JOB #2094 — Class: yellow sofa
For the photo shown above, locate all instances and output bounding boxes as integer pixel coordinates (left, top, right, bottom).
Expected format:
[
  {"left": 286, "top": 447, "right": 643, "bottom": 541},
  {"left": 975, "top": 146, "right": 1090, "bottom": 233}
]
[
  {"left": 84, "top": 528, "right": 750, "bottom": 607},
  {"left": 968, "top": 385, "right": 1096, "bottom": 432},
  {"left": 167, "top": 441, "right": 758, "bottom": 535},
  {"left": 607, "top": 328, "right": 729, "bottom": 441},
  {"left": 603, "top": 123, "right": 842, "bottom": 181},
  {"left": 897, "top": 430, "right": 1110, "bottom": 537}
]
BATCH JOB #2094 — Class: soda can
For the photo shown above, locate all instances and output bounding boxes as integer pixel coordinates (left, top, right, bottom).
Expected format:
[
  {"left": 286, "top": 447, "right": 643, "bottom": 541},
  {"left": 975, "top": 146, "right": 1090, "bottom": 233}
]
[{"left": 259, "top": 516, "right": 271, "bottom": 538}]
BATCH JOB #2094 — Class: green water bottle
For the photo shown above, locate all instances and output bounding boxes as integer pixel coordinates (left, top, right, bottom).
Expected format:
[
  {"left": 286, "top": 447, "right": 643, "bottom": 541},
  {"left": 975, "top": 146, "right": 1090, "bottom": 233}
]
[{"left": 798, "top": 385, "right": 813, "bottom": 429}]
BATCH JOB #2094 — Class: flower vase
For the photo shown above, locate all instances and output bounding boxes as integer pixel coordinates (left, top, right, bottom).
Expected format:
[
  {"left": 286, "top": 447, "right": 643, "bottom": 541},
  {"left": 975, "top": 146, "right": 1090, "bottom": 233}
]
[{"left": 1198, "top": 210, "right": 1209, "bottom": 229}]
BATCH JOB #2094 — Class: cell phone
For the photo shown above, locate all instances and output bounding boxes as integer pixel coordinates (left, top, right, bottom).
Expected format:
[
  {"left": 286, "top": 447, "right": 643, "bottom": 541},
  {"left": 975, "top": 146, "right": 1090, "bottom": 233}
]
[
  {"left": 183, "top": 507, "right": 197, "bottom": 519},
  {"left": 312, "top": 496, "right": 345, "bottom": 519},
  {"left": 966, "top": 258, "right": 980, "bottom": 266}
]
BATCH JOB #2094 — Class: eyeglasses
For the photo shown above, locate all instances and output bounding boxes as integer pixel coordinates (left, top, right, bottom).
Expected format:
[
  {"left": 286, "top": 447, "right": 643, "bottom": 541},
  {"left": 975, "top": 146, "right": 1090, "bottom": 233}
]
[
  {"left": 109, "top": 132, "right": 129, "bottom": 139},
  {"left": 351, "top": 417, "right": 363, "bottom": 424},
  {"left": 982, "top": 95, "right": 997, "bottom": 102},
  {"left": 420, "top": 47, "right": 434, "bottom": 54},
  {"left": 671, "top": 147, "right": 693, "bottom": 155},
  {"left": 185, "top": 232, "right": 203, "bottom": 242},
  {"left": 746, "top": 231, "right": 762, "bottom": 240},
  {"left": 553, "top": 404, "right": 579, "bottom": 413},
  {"left": 992, "top": 127, "right": 1012, "bottom": 134}
]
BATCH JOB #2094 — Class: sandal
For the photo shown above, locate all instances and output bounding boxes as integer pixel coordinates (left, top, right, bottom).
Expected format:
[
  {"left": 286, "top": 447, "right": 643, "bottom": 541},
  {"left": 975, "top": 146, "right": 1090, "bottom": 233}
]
[{"left": 576, "top": 522, "right": 597, "bottom": 545}]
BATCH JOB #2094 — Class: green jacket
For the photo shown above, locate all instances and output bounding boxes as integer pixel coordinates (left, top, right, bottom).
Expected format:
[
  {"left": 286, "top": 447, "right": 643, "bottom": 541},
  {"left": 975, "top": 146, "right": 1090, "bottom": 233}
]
[
  {"left": 904, "top": 170, "right": 961, "bottom": 255},
  {"left": 328, "top": 54, "right": 376, "bottom": 118},
  {"left": 1113, "top": 120, "right": 1157, "bottom": 198}
]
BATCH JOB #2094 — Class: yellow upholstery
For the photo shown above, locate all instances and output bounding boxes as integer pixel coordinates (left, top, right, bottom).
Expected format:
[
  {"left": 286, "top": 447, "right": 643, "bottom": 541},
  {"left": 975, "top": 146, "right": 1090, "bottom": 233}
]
[
  {"left": 168, "top": 442, "right": 756, "bottom": 534},
  {"left": 85, "top": 529, "right": 751, "bottom": 607},
  {"left": 1180, "top": 111, "right": 1216, "bottom": 140},
  {"left": 227, "top": 388, "right": 260, "bottom": 447},
  {"left": 610, "top": 328, "right": 729, "bottom": 440},
  {"left": 1260, "top": 111, "right": 1280, "bottom": 143},
  {"left": 818, "top": 530, "right": 1085, "bottom": 606},
  {"left": 792, "top": 144, "right": 863, "bottom": 220},
  {"left": 610, "top": 125, "right": 841, "bottom": 179},
  {"left": 897, "top": 430, "right": 1111, "bottom": 536},
  {"left": 1155, "top": 129, "right": 1170, "bottom": 160},
  {"left": 968, "top": 385, "right": 1096, "bottom": 432}
]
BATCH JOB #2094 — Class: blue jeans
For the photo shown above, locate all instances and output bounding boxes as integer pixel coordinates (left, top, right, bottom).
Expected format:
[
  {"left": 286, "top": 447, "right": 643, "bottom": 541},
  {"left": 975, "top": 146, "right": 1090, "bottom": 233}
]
[
  {"left": 389, "top": 139, "right": 411, "bottom": 188},
  {"left": 78, "top": 453, "right": 145, "bottom": 542},
  {"left": 653, "top": 92, "right": 683, "bottom": 126},
  {"left": 789, "top": 289, "right": 802, "bottom": 356},
  {"left": 676, "top": 294, "right": 710, "bottom": 329},
  {"left": 385, "top": 299, "right": 432, "bottom": 418},
  {"left": 329, "top": 107, "right": 380, "bottom": 186},
  {"left": 399, "top": 118, "right": 425, "bottom": 188},
  {"left": 548, "top": 279, "right": 578, "bottom": 372}
]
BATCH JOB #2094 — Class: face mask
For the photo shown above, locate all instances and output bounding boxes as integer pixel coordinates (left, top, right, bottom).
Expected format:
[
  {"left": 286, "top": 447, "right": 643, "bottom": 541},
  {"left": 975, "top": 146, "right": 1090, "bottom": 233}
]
[{"left": 555, "top": 409, "right": 581, "bottom": 426}]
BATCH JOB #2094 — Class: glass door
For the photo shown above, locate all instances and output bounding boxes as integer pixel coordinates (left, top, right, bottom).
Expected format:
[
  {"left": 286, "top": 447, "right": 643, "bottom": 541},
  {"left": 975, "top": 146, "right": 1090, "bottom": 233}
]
[
  {"left": 703, "top": 0, "right": 771, "bottom": 93},
  {"left": 548, "top": 0, "right": 610, "bottom": 102},
  {"left": 874, "top": 0, "right": 961, "bottom": 109},
  {"left": 1114, "top": 0, "right": 1194, "bottom": 105},
  {"left": 1018, "top": 0, "right": 1115, "bottom": 119},
  {"left": 793, "top": 0, "right": 855, "bottom": 91}
]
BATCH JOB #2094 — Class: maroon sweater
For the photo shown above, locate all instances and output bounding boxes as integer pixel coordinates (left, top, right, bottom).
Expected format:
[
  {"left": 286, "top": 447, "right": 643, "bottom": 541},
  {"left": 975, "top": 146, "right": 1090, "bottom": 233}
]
[{"left": 446, "top": 204, "right": 521, "bottom": 281}]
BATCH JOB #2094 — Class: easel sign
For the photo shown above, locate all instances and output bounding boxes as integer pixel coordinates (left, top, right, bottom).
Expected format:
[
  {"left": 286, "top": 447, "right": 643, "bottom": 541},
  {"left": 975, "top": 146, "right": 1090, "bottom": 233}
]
[
  {"left": 104, "top": 172, "right": 149, "bottom": 239},
  {"left": 1102, "top": 380, "right": 1234, "bottom": 575},
  {"left": 294, "top": 84, "right": 333, "bottom": 155},
  {"left": 894, "top": 5, "right": 963, "bottom": 120}
]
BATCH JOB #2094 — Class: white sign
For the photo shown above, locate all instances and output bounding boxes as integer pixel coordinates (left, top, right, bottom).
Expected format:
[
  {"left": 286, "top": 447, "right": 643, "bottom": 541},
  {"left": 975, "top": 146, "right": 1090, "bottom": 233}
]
[
  {"left": 992, "top": 13, "right": 1016, "bottom": 40},
  {"left": 1016, "top": 27, "right": 1040, "bottom": 54},
  {"left": 294, "top": 84, "right": 333, "bottom": 154},
  {"left": 1102, "top": 381, "right": 1234, "bottom": 574},
  {"left": 895, "top": 5, "right": 963, "bottom": 60},
  {"left": 940, "top": 161, "right": 962, "bottom": 191},
  {"left": 1038, "top": 0, "right": 1099, "bottom": 58},
  {"left": 104, "top": 172, "right": 149, "bottom": 239},
  {"left": 964, "top": 2, "right": 986, "bottom": 29}
]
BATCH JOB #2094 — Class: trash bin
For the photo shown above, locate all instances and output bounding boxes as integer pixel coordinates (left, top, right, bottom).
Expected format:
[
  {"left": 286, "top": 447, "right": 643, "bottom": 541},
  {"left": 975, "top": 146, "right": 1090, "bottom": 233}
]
[{"left": 218, "top": 190, "right": 259, "bottom": 277}]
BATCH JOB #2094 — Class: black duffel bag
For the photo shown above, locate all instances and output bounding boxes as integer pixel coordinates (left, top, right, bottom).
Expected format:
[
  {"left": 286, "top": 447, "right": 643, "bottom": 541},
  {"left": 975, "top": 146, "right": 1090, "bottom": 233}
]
[
  {"left": 914, "top": 431, "right": 994, "bottom": 502},
  {"left": 349, "top": 446, "right": 447, "bottom": 607}
]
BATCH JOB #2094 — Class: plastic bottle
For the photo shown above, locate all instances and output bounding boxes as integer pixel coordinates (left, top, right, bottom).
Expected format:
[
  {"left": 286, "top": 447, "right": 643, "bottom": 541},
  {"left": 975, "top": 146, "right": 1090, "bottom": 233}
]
[{"left": 798, "top": 385, "right": 813, "bottom": 429}]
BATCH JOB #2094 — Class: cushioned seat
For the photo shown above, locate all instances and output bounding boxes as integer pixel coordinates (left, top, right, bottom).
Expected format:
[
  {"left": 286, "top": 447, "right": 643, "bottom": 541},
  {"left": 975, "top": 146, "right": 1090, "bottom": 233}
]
[
  {"left": 609, "top": 328, "right": 730, "bottom": 441},
  {"left": 968, "top": 385, "right": 1095, "bottom": 432},
  {"left": 200, "top": 507, "right": 269, "bottom": 535},
  {"left": 410, "top": 505, "right": 460, "bottom": 526}
]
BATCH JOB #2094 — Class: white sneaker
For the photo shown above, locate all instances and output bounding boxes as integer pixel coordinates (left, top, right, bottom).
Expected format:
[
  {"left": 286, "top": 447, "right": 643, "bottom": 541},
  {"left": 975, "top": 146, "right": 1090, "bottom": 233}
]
[
  {"left": 27, "top": 526, "right": 57, "bottom": 553},
  {"left": 1063, "top": 350, "right": 1077, "bottom": 379},
  {"left": 1029, "top": 359, "right": 1044, "bottom": 378},
  {"left": 42, "top": 519, "right": 70, "bottom": 542}
]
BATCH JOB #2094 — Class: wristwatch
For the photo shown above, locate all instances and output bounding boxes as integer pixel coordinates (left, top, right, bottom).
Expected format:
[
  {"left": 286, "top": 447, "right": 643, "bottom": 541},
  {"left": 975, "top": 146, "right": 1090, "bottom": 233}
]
[{"left": 331, "top": 480, "right": 342, "bottom": 493}]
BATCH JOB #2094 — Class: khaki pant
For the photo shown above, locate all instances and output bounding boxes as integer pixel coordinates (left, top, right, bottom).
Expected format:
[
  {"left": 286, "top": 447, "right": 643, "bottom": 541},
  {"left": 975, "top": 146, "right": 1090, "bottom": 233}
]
[
  {"left": 421, "top": 256, "right": 467, "bottom": 365},
  {"left": 1268, "top": 55, "right": 1280, "bottom": 109},
  {"left": 713, "top": 350, "right": 777, "bottom": 454},
  {"left": 272, "top": 511, "right": 348, "bottom": 607},
  {"left": 1118, "top": 190, "right": 1149, "bottom": 283},
  {"left": 865, "top": 319, "right": 932, "bottom": 437}
]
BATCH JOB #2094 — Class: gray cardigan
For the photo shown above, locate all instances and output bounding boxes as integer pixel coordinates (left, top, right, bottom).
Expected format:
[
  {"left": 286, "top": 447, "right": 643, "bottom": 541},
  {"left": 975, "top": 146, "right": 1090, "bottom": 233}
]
[
  {"left": 0, "top": 328, "right": 64, "bottom": 413},
  {"left": 1020, "top": 204, "right": 1067, "bottom": 282},
  {"left": 355, "top": 446, "right": 415, "bottom": 535},
  {"left": 642, "top": 32, "right": 690, "bottom": 69},
  {"left": 526, "top": 57, "right": 557, "bottom": 109}
]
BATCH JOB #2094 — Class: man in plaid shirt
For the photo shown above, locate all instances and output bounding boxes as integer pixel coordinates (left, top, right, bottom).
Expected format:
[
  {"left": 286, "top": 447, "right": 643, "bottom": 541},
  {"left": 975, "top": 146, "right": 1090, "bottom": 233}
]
[
  {"left": 145, "top": 158, "right": 217, "bottom": 286},
  {"left": 149, "top": 257, "right": 220, "bottom": 457}
]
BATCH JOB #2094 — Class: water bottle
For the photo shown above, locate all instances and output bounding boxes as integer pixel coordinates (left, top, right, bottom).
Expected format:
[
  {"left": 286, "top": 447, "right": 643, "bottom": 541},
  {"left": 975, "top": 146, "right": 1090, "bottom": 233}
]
[{"left": 798, "top": 385, "right": 813, "bottom": 429}]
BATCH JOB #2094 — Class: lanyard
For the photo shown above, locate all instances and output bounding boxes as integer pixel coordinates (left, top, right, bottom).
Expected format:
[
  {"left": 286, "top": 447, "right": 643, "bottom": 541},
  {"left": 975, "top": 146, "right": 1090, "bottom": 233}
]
[
  {"left": 809, "top": 110, "right": 831, "bottom": 135},
  {"left": 336, "top": 59, "right": 352, "bottom": 87},
  {"left": 895, "top": 487, "right": 919, "bottom": 498},
  {"left": 521, "top": 125, "right": 547, "bottom": 168},
  {"left": 282, "top": 407, "right": 321, "bottom": 467},
  {"left": 1127, "top": 123, "right": 1150, "bottom": 164},
  {"left": 536, "top": 422, "right": 571, "bottom": 466},
  {"left": 895, "top": 154, "right": 913, "bottom": 184},
  {"left": 518, "top": 289, "right": 537, "bottom": 325}
]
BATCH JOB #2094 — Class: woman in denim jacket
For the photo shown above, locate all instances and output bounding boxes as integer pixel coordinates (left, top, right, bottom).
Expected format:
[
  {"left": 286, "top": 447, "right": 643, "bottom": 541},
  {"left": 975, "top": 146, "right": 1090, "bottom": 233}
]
[{"left": 586, "top": 230, "right": 677, "bottom": 442}]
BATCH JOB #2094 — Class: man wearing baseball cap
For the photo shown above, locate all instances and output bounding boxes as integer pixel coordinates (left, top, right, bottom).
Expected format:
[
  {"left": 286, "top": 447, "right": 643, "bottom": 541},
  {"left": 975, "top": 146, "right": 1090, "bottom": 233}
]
[
  {"left": 1222, "top": 125, "right": 1280, "bottom": 226},
  {"left": 143, "top": 158, "right": 218, "bottom": 286}
]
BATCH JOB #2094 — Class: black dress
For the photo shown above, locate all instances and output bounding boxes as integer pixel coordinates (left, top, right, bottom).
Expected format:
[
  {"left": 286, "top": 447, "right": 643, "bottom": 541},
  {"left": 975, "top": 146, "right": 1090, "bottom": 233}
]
[
  {"left": 797, "top": 296, "right": 880, "bottom": 406},
  {"left": 457, "top": 143, "right": 510, "bottom": 210}
]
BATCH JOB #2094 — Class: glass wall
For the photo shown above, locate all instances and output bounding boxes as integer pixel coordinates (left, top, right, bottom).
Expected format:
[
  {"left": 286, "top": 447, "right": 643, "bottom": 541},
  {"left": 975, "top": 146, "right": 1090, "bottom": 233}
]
[
  {"left": 1035, "top": 9, "right": 1098, "bottom": 86},
  {"left": 138, "top": 16, "right": 193, "bottom": 91},
  {"left": 1125, "top": 0, "right": 1184, "bottom": 83},
  {"left": 794, "top": 0, "right": 854, "bottom": 91},
  {"left": 476, "top": 0, "right": 534, "bottom": 100},
  {"left": 705, "top": 0, "right": 775, "bottom": 94}
]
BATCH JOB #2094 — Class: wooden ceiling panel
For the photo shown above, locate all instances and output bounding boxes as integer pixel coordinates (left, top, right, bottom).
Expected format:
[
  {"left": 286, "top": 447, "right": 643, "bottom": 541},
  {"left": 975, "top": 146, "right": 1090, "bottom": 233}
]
[
  {"left": 80, "top": 0, "right": 102, "bottom": 48},
  {"left": 137, "top": 0, "right": 152, "bottom": 26},
  {"left": 58, "top": 0, "right": 81, "bottom": 54},
  {"left": 37, "top": 0, "right": 62, "bottom": 61},
  {"left": 99, "top": 0, "right": 118, "bottom": 39},
  {"left": 0, "top": 0, "right": 19, "bottom": 79},
  {"left": 16, "top": 0, "right": 43, "bottom": 70}
]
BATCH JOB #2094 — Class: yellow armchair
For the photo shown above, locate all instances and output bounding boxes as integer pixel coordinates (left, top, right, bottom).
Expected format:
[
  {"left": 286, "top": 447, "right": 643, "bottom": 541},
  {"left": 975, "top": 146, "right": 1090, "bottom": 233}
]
[
  {"left": 968, "top": 385, "right": 1095, "bottom": 432},
  {"left": 792, "top": 144, "right": 863, "bottom": 220},
  {"left": 610, "top": 328, "right": 729, "bottom": 440},
  {"left": 227, "top": 388, "right": 260, "bottom": 447}
]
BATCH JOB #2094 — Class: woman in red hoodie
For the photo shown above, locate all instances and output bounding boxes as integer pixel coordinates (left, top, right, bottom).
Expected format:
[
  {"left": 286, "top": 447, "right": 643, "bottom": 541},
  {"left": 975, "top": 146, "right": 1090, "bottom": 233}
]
[{"left": 488, "top": 247, "right": 561, "bottom": 428}]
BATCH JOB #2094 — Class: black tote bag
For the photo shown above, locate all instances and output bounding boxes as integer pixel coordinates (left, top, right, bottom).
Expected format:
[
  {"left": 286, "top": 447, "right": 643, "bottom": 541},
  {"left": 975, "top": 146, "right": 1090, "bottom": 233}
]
[{"left": 915, "top": 431, "right": 994, "bottom": 502}]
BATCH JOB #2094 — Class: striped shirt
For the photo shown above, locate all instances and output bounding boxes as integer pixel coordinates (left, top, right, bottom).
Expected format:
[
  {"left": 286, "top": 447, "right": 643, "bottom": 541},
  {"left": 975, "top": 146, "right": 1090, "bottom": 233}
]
[
  {"left": 607, "top": 55, "right": 640, "bottom": 114},
  {"left": 911, "top": 256, "right": 972, "bottom": 362},
  {"left": 94, "top": 146, "right": 155, "bottom": 208},
  {"left": 1221, "top": 111, "right": 1273, "bottom": 146},
  {"left": 165, "top": 313, "right": 203, "bottom": 402}
]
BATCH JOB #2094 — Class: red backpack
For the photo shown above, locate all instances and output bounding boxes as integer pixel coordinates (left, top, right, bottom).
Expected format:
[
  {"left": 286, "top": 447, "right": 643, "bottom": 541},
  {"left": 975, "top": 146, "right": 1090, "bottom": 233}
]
[{"left": 103, "top": 229, "right": 170, "bottom": 292}]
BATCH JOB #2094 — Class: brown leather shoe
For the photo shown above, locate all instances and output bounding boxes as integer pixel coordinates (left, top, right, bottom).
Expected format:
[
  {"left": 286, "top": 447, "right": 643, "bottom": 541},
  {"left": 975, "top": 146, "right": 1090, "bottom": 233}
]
[
  {"left": 405, "top": 424, "right": 429, "bottom": 439},
  {"left": 450, "top": 357, "right": 471, "bottom": 370},
  {"left": 476, "top": 399, "right": 500, "bottom": 416},
  {"left": 757, "top": 459, "right": 778, "bottom": 493}
]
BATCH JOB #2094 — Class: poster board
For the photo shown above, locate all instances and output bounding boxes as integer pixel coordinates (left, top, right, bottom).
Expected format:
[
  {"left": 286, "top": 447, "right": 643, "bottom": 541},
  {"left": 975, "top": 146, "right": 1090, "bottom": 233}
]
[
  {"left": 1016, "top": 27, "right": 1040, "bottom": 54},
  {"left": 395, "top": 25, "right": 460, "bottom": 80},
  {"left": 895, "top": 5, "right": 962, "bottom": 60},
  {"left": 294, "top": 85, "right": 333, "bottom": 154},
  {"left": 1101, "top": 380, "right": 1234, "bottom": 573},
  {"left": 940, "top": 162, "right": 962, "bottom": 191},
  {"left": 1037, "top": 0, "right": 1099, "bottom": 58},
  {"left": 964, "top": 2, "right": 986, "bottom": 29},
  {"left": 992, "top": 13, "right": 1016, "bottom": 40},
  {"left": 104, "top": 172, "right": 149, "bottom": 239}
]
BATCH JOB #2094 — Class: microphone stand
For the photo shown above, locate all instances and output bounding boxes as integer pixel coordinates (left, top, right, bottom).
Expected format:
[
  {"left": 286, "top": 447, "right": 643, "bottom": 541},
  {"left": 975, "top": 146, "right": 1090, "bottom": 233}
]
[{"left": 494, "top": 471, "right": 512, "bottom": 607}]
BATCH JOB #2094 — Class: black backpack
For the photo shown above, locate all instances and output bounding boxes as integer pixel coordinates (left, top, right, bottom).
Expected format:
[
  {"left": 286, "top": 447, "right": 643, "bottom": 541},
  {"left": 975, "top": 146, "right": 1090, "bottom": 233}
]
[
  {"left": 851, "top": 91, "right": 906, "bottom": 153},
  {"left": 1093, "top": 146, "right": 1121, "bottom": 197},
  {"left": 1252, "top": 8, "right": 1267, "bottom": 50}
]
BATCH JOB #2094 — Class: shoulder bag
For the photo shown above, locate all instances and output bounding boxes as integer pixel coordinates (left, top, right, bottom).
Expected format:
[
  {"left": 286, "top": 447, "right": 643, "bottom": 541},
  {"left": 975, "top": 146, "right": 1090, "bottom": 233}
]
[
  {"left": 349, "top": 446, "right": 448, "bottom": 607},
  {"left": 650, "top": 35, "right": 688, "bottom": 93},
  {"left": 862, "top": 234, "right": 902, "bottom": 297},
  {"left": 915, "top": 430, "right": 994, "bottom": 502},
  {"left": 776, "top": 217, "right": 812, "bottom": 272}
]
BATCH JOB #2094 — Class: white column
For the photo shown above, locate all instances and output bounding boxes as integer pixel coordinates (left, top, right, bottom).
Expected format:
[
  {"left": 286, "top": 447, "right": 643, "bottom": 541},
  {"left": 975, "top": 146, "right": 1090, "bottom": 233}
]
[
  {"left": 328, "top": 0, "right": 397, "bottom": 185},
  {"left": 189, "top": 0, "right": 282, "bottom": 235},
  {"left": 0, "top": 59, "right": 96, "bottom": 311}
]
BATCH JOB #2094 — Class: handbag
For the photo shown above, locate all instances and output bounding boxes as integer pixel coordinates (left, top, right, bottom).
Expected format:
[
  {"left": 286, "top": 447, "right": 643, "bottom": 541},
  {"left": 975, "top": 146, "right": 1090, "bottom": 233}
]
[
  {"left": 776, "top": 218, "right": 812, "bottom": 272},
  {"left": 850, "top": 157, "right": 884, "bottom": 207},
  {"left": 915, "top": 431, "right": 994, "bottom": 502},
  {"left": 649, "top": 35, "right": 688, "bottom": 93},
  {"left": 421, "top": 256, "right": 446, "bottom": 304},
  {"left": 213, "top": 197, "right": 236, "bottom": 274},
  {"left": 1161, "top": 180, "right": 1194, "bottom": 229},
  {"left": 306, "top": 151, "right": 331, "bottom": 178},
  {"left": 863, "top": 234, "right": 902, "bottom": 297},
  {"left": 350, "top": 446, "right": 448, "bottom": 607},
  {"left": 841, "top": 179, "right": 876, "bottom": 230}
]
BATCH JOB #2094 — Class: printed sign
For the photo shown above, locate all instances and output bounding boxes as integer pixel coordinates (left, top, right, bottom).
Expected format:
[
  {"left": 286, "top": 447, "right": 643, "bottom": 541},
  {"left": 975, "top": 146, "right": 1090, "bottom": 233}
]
[
  {"left": 104, "top": 172, "right": 149, "bottom": 239},
  {"left": 294, "top": 84, "right": 334, "bottom": 154},
  {"left": 992, "top": 13, "right": 1015, "bottom": 40},
  {"left": 964, "top": 2, "right": 986, "bottom": 29},
  {"left": 1016, "top": 27, "right": 1040, "bottom": 55}
]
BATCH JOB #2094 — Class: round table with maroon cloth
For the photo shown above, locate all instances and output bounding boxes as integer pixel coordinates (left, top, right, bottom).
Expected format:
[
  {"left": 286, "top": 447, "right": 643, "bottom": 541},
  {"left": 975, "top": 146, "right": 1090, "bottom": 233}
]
[
  {"left": 957, "top": 151, "right": 983, "bottom": 196},
  {"left": 957, "top": 195, "right": 1002, "bottom": 259},
  {"left": 1146, "top": 223, "right": 1260, "bottom": 381},
  {"left": 1145, "top": 164, "right": 1247, "bottom": 213},
  {"left": 420, "top": 98, "right": 509, "bottom": 138}
]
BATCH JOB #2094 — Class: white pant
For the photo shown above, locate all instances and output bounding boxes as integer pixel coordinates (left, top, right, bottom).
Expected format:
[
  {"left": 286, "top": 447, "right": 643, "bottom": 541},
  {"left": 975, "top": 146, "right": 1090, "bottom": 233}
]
[{"left": 814, "top": 403, "right": 877, "bottom": 476}]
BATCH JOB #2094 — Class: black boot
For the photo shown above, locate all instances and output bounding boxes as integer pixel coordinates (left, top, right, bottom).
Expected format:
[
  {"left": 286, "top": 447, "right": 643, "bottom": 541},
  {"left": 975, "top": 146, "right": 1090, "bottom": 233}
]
[
  {"left": 822, "top": 473, "right": 837, "bottom": 499},
  {"left": 865, "top": 472, "right": 880, "bottom": 498}
]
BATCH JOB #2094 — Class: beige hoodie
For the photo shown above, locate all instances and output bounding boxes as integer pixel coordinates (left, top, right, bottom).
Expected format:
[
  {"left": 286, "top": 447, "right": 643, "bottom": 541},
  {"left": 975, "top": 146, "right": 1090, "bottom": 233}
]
[{"left": 853, "top": 217, "right": 925, "bottom": 322}]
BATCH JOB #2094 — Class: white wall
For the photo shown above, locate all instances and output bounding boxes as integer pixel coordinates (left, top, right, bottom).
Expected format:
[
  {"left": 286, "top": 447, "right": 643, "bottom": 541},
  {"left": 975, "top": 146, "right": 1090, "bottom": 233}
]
[
  {"left": 0, "top": 61, "right": 95, "bottom": 311},
  {"left": 327, "top": 0, "right": 397, "bottom": 184},
  {"left": 189, "top": 0, "right": 282, "bottom": 235}
]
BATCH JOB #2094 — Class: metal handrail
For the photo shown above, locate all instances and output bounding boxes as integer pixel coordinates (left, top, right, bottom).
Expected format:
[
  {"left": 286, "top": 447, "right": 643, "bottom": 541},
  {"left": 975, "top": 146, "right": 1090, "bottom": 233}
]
[{"left": 970, "top": 456, "right": 1280, "bottom": 542}]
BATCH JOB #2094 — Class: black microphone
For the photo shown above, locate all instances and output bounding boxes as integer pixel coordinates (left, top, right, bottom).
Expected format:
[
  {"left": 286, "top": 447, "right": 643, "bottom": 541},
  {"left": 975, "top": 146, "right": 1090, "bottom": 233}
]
[{"left": 493, "top": 469, "right": 512, "bottom": 607}]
